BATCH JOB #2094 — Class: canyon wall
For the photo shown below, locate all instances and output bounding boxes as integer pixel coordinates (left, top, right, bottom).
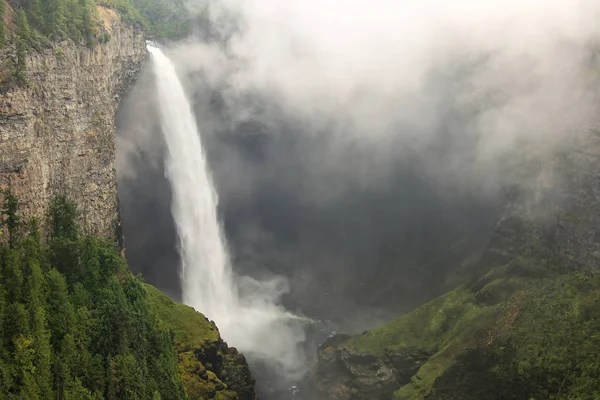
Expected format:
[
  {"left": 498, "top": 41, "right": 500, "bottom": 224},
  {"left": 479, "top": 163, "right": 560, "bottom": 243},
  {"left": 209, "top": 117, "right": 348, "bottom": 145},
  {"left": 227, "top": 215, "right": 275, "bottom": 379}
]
[{"left": 0, "top": 7, "right": 146, "bottom": 239}]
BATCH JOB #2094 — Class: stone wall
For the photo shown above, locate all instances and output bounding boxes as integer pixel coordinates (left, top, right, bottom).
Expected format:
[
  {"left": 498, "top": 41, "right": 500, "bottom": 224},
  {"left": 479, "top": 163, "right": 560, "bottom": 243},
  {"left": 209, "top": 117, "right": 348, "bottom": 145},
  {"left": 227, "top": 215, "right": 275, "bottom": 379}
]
[{"left": 0, "top": 7, "right": 146, "bottom": 239}]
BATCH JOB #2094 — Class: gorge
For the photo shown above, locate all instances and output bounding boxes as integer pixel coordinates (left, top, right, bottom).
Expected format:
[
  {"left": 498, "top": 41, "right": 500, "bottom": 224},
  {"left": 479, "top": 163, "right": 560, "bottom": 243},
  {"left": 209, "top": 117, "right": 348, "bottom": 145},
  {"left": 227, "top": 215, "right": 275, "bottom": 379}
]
[{"left": 2, "top": 0, "right": 600, "bottom": 399}]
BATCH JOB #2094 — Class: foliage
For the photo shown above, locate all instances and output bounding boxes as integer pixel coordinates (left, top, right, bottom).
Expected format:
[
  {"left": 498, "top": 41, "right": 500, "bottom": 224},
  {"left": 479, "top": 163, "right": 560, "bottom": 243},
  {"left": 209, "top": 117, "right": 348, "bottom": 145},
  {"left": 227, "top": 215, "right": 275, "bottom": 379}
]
[
  {"left": 7, "top": 0, "right": 99, "bottom": 47},
  {"left": 1, "top": 188, "right": 21, "bottom": 248},
  {"left": 344, "top": 257, "right": 600, "bottom": 400},
  {"left": 97, "top": 0, "right": 192, "bottom": 40},
  {"left": 0, "top": 194, "right": 188, "bottom": 399},
  {"left": 15, "top": 9, "right": 29, "bottom": 85},
  {"left": 144, "top": 284, "right": 245, "bottom": 400},
  {"left": 129, "top": 0, "right": 190, "bottom": 40},
  {"left": 0, "top": 0, "right": 5, "bottom": 47}
]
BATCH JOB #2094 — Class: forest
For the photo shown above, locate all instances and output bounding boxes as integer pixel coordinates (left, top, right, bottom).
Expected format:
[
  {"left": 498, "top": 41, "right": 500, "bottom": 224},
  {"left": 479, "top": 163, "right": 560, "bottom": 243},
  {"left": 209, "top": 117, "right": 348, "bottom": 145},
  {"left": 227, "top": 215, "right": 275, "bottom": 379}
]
[
  {"left": 0, "top": 0, "right": 191, "bottom": 84},
  {"left": 0, "top": 191, "right": 188, "bottom": 399},
  {"left": 0, "top": 0, "right": 191, "bottom": 44}
]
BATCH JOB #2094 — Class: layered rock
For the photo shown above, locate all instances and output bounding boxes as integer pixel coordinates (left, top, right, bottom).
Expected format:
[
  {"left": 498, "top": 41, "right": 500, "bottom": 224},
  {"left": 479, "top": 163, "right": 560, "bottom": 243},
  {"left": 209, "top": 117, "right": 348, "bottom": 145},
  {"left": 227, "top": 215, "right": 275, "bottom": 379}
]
[{"left": 0, "top": 7, "right": 146, "bottom": 240}]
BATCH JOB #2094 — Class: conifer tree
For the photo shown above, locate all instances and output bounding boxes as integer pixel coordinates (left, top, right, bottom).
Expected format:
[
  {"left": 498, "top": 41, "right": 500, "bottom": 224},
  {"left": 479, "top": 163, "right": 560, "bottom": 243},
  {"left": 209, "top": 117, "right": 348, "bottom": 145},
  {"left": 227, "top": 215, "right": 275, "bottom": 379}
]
[
  {"left": 4, "top": 303, "right": 30, "bottom": 348},
  {"left": 45, "top": 269, "right": 74, "bottom": 350},
  {"left": 15, "top": 10, "right": 30, "bottom": 84},
  {"left": 0, "top": 195, "right": 190, "bottom": 399},
  {"left": 2, "top": 189, "right": 21, "bottom": 249},
  {"left": 13, "top": 334, "right": 39, "bottom": 399},
  {"left": 49, "top": 196, "right": 78, "bottom": 241},
  {"left": 46, "top": 0, "right": 66, "bottom": 39},
  {"left": 0, "top": 0, "right": 6, "bottom": 47},
  {"left": 3, "top": 251, "right": 23, "bottom": 303},
  {"left": 25, "top": 0, "right": 45, "bottom": 34},
  {"left": 26, "top": 264, "right": 53, "bottom": 399},
  {"left": 22, "top": 217, "right": 42, "bottom": 266},
  {"left": 81, "top": 0, "right": 95, "bottom": 47}
]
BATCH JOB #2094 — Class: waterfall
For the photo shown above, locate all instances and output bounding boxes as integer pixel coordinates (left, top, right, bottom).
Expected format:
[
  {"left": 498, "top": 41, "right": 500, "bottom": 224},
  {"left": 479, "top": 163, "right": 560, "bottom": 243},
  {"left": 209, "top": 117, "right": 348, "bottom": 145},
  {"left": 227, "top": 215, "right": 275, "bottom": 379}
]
[{"left": 147, "top": 44, "right": 306, "bottom": 380}]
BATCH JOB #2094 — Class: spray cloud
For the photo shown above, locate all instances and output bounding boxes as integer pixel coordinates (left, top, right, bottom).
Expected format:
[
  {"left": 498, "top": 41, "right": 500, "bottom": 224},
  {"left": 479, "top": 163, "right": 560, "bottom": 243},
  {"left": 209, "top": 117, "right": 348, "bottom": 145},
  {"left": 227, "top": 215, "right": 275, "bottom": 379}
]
[
  {"left": 118, "top": 0, "right": 600, "bottom": 392},
  {"left": 171, "top": 0, "right": 600, "bottom": 200},
  {"left": 147, "top": 44, "right": 307, "bottom": 381}
]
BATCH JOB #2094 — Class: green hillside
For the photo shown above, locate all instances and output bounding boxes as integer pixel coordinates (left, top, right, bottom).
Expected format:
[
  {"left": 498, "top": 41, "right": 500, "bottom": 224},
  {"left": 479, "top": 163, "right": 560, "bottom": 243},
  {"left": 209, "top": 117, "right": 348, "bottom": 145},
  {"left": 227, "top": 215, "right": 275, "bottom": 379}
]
[{"left": 0, "top": 190, "right": 254, "bottom": 399}]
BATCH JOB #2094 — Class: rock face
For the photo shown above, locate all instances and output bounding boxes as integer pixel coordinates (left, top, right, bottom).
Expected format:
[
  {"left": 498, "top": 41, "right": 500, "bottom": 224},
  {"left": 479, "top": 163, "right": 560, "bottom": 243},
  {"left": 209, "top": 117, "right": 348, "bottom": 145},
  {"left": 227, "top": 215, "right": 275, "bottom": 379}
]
[
  {"left": 316, "top": 334, "right": 431, "bottom": 400},
  {"left": 0, "top": 7, "right": 146, "bottom": 240}
]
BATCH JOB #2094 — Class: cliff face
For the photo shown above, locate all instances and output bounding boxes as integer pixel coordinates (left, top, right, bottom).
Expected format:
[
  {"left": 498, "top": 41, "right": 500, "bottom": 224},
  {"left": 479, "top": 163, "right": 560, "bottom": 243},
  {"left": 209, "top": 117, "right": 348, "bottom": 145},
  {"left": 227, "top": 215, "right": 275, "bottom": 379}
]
[{"left": 0, "top": 7, "right": 146, "bottom": 239}]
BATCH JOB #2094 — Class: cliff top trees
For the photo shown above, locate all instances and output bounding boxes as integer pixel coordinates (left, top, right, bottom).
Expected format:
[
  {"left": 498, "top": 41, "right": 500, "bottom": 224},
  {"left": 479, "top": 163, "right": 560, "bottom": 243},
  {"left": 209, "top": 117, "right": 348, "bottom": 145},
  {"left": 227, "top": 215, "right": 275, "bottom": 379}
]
[{"left": 0, "top": 0, "right": 5, "bottom": 47}]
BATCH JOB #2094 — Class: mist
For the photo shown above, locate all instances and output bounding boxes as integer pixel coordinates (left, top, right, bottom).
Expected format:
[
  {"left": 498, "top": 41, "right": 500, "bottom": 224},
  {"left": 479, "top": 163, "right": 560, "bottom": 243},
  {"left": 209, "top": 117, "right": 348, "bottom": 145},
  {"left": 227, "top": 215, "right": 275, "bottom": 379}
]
[{"left": 117, "top": 1, "right": 600, "bottom": 398}]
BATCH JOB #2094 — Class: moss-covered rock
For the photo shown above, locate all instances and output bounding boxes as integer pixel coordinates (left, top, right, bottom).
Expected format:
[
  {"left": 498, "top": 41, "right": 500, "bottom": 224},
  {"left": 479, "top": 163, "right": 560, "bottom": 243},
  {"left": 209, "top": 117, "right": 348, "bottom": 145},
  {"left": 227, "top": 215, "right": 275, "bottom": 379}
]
[
  {"left": 144, "top": 284, "right": 257, "bottom": 400},
  {"left": 316, "top": 264, "right": 600, "bottom": 400}
]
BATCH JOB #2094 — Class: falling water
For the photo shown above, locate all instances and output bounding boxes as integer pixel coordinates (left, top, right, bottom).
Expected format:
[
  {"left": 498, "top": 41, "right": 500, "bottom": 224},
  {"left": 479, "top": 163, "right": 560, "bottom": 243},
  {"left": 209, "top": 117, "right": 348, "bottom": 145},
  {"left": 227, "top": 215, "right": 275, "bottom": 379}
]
[{"left": 147, "top": 43, "right": 306, "bottom": 381}]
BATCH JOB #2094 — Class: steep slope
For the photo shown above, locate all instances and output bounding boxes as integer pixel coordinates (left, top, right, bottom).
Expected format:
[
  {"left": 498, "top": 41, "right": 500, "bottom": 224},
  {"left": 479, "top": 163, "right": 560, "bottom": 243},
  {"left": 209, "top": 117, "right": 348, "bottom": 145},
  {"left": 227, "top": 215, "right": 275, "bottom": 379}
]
[
  {"left": 317, "top": 264, "right": 600, "bottom": 400},
  {"left": 0, "top": 193, "right": 258, "bottom": 399},
  {"left": 0, "top": 5, "right": 146, "bottom": 240},
  {"left": 145, "top": 285, "right": 257, "bottom": 400},
  {"left": 315, "top": 132, "right": 600, "bottom": 399}
]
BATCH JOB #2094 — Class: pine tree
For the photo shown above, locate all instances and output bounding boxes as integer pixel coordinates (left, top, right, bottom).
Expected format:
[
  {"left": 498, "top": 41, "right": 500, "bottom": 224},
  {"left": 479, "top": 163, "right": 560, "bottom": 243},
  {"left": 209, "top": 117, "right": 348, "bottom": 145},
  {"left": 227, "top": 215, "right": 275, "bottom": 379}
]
[
  {"left": 80, "top": 0, "right": 95, "bottom": 47},
  {"left": 0, "top": 194, "right": 190, "bottom": 399},
  {"left": 13, "top": 334, "right": 39, "bottom": 399},
  {"left": 4, "top": 303, "right": 30, "bottom": 348},
  {"left": 1, "top": 189, "right": 21, "bottom": 249},
  {"left": 55, "top": 333, "right": 76, "bottom": 398},
  {"left": 3, "top": 251, "right": 23, "bottom": 303},
  {"left": 15, "top": 10, "right": 31, "bottom": 85},
  {"left": 64, "top": 0, "right": 84, "bottom": 43},
  {"left": 26, "top": 264, "right": 53, "bottom": 399},
  {"left": 0, "top": 0, "right": 6, "bottom": 48},
  {"left": 49, "top": 196, "right": 78, "bottom": 241},
  {"left": 46, "top": 0, "right": 66, "bottom": 39},
  {"left": 22, "top": 217, "right": 42, "bottom": 266},
  {"left": 45, "top": 269, "right": 74, "bottom": 350},
  {"left": 26, "top": 0, "right": 45, "bottom": 34}
]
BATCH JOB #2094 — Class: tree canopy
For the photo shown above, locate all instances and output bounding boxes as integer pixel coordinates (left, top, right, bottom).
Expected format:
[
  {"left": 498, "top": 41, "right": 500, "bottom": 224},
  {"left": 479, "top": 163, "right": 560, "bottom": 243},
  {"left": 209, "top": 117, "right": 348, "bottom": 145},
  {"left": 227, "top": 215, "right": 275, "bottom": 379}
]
[{"left": 0, "top": 190, "right": 188, "bottom": 399}]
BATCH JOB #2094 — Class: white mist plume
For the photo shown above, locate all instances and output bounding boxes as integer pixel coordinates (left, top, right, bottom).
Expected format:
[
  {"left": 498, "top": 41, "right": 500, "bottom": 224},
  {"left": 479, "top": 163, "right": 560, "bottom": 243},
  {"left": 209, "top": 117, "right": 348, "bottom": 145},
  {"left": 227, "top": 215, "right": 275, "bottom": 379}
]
[
  {"left": 171, "top": 0, "right": 600, "bottom": 201},
  {"left": 147, "top": 44, "right": 306, "bottom": 380},
  {"left": 136, "top": 0, "right": 600, "bottom": 385}
]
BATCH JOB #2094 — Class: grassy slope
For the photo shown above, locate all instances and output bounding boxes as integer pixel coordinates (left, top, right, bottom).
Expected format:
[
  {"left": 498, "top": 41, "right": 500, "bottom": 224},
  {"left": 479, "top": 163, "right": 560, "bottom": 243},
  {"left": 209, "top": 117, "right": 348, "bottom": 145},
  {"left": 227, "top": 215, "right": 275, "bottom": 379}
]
[
  {"left": 145, "top": 284, "right": 240, "bottom": 400},
  {"left": 345, "top": 259, "right": 600, "bottom": 400}
]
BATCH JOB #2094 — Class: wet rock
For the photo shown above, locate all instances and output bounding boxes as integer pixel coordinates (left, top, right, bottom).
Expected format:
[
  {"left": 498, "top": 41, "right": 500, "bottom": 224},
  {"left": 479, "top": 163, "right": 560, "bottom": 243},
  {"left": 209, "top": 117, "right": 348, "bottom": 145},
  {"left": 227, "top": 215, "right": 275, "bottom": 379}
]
[{"left": 316, "top": 334, "right": 430, "bottom": 400}]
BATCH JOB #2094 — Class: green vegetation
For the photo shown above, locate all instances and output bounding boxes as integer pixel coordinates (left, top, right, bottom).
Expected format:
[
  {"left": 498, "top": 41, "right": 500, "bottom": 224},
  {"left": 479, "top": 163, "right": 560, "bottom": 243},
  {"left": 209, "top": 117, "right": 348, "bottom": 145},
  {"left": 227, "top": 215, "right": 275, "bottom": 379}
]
[
  {"left": 145, "top": 284, "right": 220, "bottom": 352},
  {"left": 12, "top": 0, "right": 99, "bottom": 48},
  {"left": 96, "top": 0, "right": 192, "bottom": 40},
  {"left": 15, "top": 9, "right": 30, "bottom": 85},
  {"left": 0, "top": 189, "right": 253, "bottom": 399},
  {"left": 0, "top": 0, "right": 5, "bottom": 47},
  {"left": 0, "top": 0, "right": 197, "bottom": 86},
  {"left": 343, "top": 255, "right": 600, "bottom": 400},
  {"left": 0, "top": 190, "right": 187, "bottom": 399},
  {"left": 145, "top": 285, "right": 243, "bottom": 400}
]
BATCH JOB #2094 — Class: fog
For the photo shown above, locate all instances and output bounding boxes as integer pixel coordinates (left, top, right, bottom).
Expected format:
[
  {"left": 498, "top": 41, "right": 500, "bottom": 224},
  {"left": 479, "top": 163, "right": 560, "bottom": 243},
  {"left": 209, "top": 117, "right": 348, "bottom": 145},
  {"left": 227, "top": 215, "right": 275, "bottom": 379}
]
[{"left": 117, "top": 1, "right": 600, "bottom": 398}]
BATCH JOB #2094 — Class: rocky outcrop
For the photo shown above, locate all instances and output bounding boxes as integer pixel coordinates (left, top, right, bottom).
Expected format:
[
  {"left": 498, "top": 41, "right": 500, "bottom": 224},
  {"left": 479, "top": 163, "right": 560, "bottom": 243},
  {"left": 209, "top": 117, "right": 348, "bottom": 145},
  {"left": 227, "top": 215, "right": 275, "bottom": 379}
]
[
  {"left": 145, "top": 284, "right": 258, "bottom": 400},
  {"left": 316, "top": 334, "right": 431, "bottom": 400},
  {"left": 0, "top": 7, "right": 146, "bottom": 239}
]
